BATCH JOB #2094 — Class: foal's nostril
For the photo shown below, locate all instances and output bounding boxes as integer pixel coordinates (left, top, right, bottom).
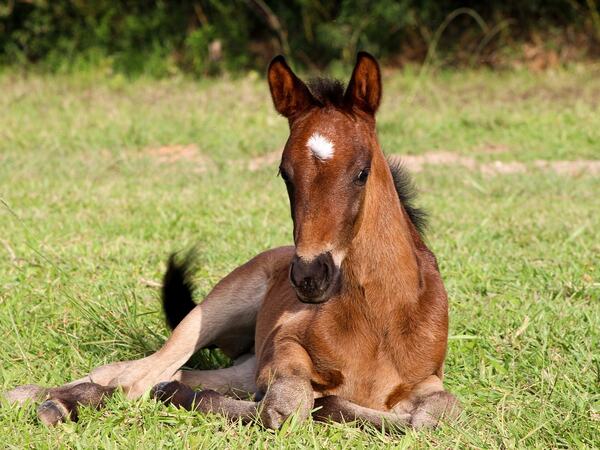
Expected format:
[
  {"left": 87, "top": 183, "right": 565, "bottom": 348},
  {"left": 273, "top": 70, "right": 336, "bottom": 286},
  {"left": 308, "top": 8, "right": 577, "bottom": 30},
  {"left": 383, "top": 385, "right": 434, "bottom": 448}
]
[
  {"left": 301, "top": 277, "right": 316, "bottom": 292},
  {"left": 290, "top": 256, "right": 320, "bottom": 292}
]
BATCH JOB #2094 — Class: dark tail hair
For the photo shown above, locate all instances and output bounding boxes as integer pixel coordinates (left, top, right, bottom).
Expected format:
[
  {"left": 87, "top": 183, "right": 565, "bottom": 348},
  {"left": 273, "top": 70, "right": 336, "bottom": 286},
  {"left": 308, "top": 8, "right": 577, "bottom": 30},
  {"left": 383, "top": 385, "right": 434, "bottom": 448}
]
[{"left": 161, "top": 252, "right": 198, "bottom": 330}]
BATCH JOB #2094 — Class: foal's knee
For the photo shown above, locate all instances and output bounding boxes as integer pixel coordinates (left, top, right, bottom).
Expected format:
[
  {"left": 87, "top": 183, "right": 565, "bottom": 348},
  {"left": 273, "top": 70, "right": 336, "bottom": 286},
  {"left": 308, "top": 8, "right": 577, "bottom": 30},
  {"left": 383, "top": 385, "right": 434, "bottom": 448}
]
[{"left": 259, "top": 377, "right": 313, "bottom": 429}]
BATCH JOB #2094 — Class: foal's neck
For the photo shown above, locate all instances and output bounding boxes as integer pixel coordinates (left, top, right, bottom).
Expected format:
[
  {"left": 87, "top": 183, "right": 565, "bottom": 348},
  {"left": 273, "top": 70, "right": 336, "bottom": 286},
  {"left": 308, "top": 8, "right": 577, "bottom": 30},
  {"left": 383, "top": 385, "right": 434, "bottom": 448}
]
[{"left": 345, "top": 153, "right": 421, "bottom": 308}]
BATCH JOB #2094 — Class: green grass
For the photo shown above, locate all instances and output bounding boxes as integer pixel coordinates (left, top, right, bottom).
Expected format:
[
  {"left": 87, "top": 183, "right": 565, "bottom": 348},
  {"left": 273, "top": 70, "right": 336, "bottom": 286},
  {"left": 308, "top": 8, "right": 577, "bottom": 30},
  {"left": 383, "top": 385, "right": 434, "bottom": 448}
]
[{"left": 0, "top": 64, "right": 599, "bottom": 448}]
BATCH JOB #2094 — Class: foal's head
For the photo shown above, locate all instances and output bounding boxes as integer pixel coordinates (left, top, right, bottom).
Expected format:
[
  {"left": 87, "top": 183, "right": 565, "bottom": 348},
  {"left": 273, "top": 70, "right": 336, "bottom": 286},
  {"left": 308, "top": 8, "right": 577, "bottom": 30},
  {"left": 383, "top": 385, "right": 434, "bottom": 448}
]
[{"left": 268, "top": 52, "right": 396, "bottom": 303}]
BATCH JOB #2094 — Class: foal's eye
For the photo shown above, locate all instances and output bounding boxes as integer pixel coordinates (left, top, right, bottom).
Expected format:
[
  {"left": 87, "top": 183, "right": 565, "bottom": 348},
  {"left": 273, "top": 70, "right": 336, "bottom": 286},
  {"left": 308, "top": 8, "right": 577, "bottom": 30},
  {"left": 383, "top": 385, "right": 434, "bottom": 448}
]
[
  {"left": 355, "top": 167, "right": 370, "bottom": 186},
  {"left": 278, "top": 167, "right": 291, "bottom": 184}
]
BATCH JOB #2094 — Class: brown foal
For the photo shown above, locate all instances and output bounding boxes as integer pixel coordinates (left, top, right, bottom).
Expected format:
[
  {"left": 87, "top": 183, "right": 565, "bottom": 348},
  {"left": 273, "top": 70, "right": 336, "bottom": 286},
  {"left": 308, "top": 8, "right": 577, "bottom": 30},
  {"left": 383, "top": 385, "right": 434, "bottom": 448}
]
[{"left": 5, "top": 52, "right": 460, "bottom": 430}]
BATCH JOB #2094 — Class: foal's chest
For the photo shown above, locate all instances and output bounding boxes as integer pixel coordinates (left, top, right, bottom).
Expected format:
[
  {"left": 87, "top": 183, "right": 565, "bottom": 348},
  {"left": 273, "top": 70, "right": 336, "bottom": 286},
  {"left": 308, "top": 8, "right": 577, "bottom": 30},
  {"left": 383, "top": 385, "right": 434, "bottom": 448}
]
[{"left": 304, "top": 315, "right": 405, "bottom": 410}]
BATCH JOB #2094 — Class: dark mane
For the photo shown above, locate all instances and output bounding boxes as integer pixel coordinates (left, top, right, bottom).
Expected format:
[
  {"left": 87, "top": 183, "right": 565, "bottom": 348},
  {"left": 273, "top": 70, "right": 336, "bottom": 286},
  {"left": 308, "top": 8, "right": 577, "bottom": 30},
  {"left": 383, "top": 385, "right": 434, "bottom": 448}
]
[
  {"left": 307, "top": 77, "right": 346, "bottom": 107},
  {"left": 386, "top": 158, "right": 428, "bottom": 235}
]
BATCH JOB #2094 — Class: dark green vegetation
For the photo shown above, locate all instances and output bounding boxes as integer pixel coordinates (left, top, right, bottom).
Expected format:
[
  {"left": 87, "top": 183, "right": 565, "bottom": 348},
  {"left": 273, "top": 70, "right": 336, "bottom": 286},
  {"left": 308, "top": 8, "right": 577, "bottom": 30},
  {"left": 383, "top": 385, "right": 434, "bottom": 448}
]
[
  {"left": 0, "top": 66, "right": 599, "bottom": 447},
  {"left": 1, "top": 1, "right": 599, "bottom": 76}
]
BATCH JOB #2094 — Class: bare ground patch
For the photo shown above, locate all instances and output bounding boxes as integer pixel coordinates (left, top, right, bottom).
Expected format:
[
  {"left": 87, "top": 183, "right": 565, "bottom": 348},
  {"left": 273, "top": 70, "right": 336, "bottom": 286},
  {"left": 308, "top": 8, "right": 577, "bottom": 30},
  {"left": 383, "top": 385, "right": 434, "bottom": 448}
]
[
  {"left": 532, "top": 160, "right": 600, "bottom": 176},
  {"left": 392, "top": 151, "right": 600, "bottom": 176},
  {"left": 144, "top": 144, "right": 213, "bottom": 173}
]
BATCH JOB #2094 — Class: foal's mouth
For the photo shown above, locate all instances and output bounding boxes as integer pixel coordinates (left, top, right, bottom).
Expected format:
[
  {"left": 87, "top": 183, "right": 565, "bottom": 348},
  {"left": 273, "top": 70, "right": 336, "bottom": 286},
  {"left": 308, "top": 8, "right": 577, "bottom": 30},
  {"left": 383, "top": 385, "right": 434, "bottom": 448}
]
[
  {"left": 294, "top": 279, "right": 341, "bottom": 304},
  {"left": 289, "top": 252, "right": 342, "bottom": 304}
]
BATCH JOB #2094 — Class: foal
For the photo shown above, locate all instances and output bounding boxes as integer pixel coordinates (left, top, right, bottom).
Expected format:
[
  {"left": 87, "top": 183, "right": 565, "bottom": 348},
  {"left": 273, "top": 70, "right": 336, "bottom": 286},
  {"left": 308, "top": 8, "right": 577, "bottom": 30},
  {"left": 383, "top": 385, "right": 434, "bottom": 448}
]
[{"left": 6, "top": 52, "right": 459, "bottom": 430}]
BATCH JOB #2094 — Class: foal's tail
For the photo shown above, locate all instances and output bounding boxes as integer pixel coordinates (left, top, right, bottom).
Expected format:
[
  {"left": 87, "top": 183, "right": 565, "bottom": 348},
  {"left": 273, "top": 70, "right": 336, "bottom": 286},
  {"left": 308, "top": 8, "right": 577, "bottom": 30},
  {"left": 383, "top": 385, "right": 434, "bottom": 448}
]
[{"left": 162, "top": 253, "right": 198, "bottom": 330}]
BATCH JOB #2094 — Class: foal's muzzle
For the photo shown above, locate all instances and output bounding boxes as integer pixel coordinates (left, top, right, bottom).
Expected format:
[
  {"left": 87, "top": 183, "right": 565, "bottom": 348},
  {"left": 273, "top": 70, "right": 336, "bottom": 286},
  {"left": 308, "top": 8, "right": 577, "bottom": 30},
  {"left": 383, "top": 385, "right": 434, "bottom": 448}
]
[{"left": 289, "top": 252, "right": 341, "bottom": 304}]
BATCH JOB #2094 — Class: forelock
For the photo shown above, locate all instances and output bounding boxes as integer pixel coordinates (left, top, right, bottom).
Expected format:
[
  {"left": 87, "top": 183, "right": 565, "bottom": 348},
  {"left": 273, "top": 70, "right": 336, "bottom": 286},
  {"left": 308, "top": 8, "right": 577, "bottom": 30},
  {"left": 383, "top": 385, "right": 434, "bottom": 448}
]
[{"left": 307, "top": 78, "right": 346, "bottom": 107}]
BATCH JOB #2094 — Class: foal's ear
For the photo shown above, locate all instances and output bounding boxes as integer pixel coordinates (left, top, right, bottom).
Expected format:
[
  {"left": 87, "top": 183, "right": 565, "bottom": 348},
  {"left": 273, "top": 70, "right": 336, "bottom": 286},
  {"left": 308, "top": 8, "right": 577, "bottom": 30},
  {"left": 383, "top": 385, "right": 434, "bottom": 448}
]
[
  {"left": 345, "top": 52, "right": 382, "bottom": 115},
  {"left": 268, "top": 55, "right": 315, "bottom": 118}
]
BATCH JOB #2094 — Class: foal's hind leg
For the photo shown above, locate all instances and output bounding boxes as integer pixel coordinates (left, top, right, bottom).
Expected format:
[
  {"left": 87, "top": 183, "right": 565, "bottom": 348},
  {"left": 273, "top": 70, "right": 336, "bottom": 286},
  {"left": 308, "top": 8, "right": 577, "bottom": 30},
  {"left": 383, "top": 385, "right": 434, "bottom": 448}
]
[
  {"left": 101, "top": 249, "right": 284, "bottom": 399},
  {"left": 7, "top": 249, "right": 285, "bottom": 404},
  {"left": 34, "top": 354, "right": 257, "bottom": 425},
  {"left": 172, "top": 354, "right": 257, "bottom": 397},
  {"left": 2, "top": 373, "right": 111, "bottom": 406}
]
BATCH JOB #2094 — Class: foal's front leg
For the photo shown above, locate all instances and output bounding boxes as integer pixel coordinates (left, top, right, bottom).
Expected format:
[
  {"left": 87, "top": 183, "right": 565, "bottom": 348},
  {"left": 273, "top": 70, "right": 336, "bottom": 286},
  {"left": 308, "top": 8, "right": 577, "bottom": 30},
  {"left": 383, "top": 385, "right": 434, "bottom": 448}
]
[
  {"left": 255, "top": 343, "right": 315, "bottom": 429},
  {"left": 313, "top": 395, "right": 412, "bottom": 429},
  {"left": 151, "top": 380, "right": 258, "bottom": 422},
  {"left": 313, "top": 375, "right": 460, "bottom": 430}
]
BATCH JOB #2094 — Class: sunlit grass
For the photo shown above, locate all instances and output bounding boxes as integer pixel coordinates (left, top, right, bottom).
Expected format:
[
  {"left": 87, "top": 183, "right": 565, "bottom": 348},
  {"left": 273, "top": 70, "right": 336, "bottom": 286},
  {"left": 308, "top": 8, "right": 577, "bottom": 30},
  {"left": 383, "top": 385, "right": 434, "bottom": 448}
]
[{"left": 0, "top": 65, "right": 598, "bottom": 448}]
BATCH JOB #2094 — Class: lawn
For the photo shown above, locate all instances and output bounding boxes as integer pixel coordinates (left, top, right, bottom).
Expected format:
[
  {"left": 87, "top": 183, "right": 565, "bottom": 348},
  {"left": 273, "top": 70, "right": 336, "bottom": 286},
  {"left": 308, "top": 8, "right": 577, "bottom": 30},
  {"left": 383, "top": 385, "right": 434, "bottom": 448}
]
[{"left": 0, "top": 64, "right": 598, "bottom": 448}]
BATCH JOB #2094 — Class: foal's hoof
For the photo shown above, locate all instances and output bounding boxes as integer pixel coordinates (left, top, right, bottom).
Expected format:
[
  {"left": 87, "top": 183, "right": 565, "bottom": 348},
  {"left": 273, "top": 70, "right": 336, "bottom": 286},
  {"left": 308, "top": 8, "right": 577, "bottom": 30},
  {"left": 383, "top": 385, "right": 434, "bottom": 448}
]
[
  {"left": 37, "top": 399, "right": 71, "bottom": 426},
  {"left": 151, "top": 381, "right": 196, "bottom": 410},
  {"left": 312, "top": 395, "right": 348, "bottom": 423}
]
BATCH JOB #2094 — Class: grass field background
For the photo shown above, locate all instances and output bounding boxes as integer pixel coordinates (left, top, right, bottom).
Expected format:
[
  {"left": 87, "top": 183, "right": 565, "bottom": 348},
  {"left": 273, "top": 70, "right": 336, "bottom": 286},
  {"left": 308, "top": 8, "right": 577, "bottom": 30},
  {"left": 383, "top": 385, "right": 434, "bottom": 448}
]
[{"left": 0, "top": 65, "right": 599, "bottom": 448}]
